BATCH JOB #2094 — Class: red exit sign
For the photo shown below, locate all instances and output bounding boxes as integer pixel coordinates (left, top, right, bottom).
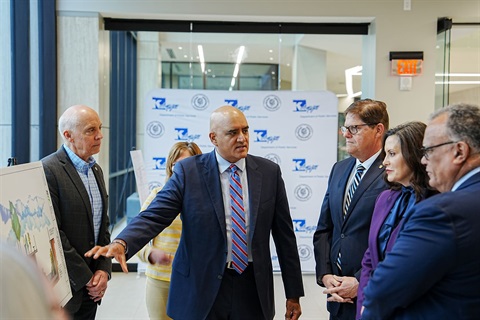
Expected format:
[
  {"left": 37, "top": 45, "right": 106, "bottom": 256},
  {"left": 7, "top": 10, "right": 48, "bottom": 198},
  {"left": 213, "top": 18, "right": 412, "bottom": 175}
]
[{"left": 391, "top": 59, "right": 423, "bottom": 76}]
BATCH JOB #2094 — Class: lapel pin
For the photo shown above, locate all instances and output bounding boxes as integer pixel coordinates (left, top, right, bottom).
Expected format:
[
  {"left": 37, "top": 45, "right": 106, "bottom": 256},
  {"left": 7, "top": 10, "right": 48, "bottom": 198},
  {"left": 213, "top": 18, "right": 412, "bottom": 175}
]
[{"left": 379, "top": 165, "right": 383, "bottom": 168}]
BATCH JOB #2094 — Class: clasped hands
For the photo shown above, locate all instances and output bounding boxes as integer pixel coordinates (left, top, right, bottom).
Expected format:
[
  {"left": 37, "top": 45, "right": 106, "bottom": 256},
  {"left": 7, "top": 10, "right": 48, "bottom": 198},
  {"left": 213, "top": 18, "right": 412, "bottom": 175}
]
[
  {"left": 85, "top": 242, "right": 172, "bottom": 273},
  {"left": 322, "top": 274, "right": 358, "bottom": 303}
]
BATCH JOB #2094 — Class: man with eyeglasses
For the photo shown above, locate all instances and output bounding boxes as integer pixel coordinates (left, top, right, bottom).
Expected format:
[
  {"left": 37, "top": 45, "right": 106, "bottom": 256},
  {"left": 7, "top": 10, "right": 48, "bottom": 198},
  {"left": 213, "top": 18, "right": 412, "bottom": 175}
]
[
  {"left": 313, "top": 99, "right": 389, "bottom": 320},
  {"left": 360, "top": 103, "right": 480, "bottom": 319}
]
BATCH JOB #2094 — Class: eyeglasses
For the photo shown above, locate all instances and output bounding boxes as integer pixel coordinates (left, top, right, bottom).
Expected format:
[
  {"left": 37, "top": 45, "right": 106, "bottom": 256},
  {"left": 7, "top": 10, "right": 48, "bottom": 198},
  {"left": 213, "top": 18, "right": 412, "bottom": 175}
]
[
  {"left": 340, "top": 123, "right": 375, "bottom": 135},
  {"left": 420, "top": 141, "right": 457, "bottom": 160}
]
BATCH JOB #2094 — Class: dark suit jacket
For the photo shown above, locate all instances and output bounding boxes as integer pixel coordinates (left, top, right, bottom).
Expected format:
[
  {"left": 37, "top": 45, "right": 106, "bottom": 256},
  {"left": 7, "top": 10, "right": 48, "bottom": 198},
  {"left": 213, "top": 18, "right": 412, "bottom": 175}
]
[
  {"left": 42, "top": 147, "right": 111, "bottom": 309},
  {"left": 118, "top": 150, "right": 304, "bottom": 320},
  {"left": 362, "top": 172, "right": 480, "bottom": 319},
  {"left": 313, "top": 154, "right": 387, "bottom": 318},
  {"left": 356, "top": 189, "right": 402, "bottom": 319}
]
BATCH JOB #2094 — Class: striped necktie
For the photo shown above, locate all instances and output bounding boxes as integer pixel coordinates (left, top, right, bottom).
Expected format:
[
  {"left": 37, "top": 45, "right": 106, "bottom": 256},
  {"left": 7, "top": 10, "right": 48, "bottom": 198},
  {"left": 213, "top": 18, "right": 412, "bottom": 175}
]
[
  {"left": 344, "top": 164, "right": 365, "bottom": 217},
  {"left": 228, "top": 164, "right": 248, "bottom": 274}
]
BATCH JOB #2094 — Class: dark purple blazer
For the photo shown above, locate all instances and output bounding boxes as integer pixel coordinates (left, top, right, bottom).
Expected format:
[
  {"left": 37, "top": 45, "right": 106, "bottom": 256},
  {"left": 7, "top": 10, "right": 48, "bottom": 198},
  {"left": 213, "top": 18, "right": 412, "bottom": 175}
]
[{"left": 356, "top": 189, "right": 402, "bottom": 319}]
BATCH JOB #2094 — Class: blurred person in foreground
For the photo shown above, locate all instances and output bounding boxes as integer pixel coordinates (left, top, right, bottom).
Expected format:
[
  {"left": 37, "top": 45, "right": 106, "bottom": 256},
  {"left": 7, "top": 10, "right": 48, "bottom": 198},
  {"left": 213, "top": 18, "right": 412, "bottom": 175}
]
[
  {"left": 0, "top": 241, "right": 69, "bottom": 320},
  {"left": 137, "top": 141, "right": 202, "bottom": 320},
  {"left": 42, "top": 105, "right": 111, "bottom": 319},
  {"left": 356, "top": 121, "right": 437, "bottom": 319},
  {"left": 86, "top": 105, "right": 304, "bottom": 320},
  {"left": 361, "top": 103, "right": 480, "bottom": 319},
  {"left": 313, "top": 99, "right": 389, "bottom": 320}
]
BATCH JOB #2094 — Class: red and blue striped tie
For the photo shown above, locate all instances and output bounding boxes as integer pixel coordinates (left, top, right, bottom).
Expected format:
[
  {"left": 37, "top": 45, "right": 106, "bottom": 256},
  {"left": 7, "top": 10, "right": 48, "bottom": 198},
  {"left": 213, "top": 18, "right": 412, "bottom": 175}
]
[{"left": 228, "top": 164, "right": 248, "bottom": 274}]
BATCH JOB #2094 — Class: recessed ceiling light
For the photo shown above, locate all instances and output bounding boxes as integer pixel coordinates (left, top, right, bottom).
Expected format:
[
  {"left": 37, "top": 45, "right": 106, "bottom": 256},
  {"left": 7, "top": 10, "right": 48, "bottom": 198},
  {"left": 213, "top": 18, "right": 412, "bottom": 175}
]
[{"left": 178, "top": 46, "right": 183, "bottom": 50}]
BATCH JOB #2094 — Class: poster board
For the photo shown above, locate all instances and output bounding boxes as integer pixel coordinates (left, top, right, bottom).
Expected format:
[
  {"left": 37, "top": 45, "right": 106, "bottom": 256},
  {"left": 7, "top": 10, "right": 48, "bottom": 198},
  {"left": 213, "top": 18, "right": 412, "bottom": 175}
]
[{"left": 0, "top": 162, "right": 72, "bottom": 306}]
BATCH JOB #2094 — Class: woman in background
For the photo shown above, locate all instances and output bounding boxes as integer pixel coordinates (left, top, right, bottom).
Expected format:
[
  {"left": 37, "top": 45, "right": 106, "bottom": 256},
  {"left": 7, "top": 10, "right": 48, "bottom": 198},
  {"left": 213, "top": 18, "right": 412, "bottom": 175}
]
[
  {"left": 356, "top": 121, "right": 436, "bottom": 319},
  {"left": 137, "top": 142, "right": 202, "bottom": 320}
]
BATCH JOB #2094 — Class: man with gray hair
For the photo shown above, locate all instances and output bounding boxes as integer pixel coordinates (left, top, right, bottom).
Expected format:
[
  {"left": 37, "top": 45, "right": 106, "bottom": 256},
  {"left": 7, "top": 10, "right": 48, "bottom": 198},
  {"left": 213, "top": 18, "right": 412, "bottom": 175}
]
[{"left": 360, "top": 103, "right": 480, "bottom": 319}]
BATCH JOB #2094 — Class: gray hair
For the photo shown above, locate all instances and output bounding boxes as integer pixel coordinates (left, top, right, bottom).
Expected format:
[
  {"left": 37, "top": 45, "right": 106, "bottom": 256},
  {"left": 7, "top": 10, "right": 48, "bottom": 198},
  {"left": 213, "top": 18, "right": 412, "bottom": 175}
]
[{"left": 431, "top": 103, "right": 480, "bottom": 152}]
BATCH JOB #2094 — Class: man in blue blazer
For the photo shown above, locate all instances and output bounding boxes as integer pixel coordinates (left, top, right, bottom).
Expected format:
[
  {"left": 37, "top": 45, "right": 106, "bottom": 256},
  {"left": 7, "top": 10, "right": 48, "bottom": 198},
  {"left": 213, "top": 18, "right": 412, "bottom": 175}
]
[
  {"left": 42, "top": 105, "right": 111, "bottom": 319},
  {"left": 361, "top": 103, "right": 480, "bottom": 319},
  {"left": 313, "top": 99, "right": 389, "bottom": 320},
  {"left": 87, "top": 105, "right": 304, "bottom": 320}
]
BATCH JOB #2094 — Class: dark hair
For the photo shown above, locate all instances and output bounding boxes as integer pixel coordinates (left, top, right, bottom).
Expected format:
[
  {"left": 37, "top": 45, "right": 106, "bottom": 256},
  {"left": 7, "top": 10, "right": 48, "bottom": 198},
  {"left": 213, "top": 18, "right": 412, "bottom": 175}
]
[
  {"left": 345, "top": 99, "right": 390, "bottom": 131},
  {"left": 382, "top": 121, "right": 431, "bottom": 201},
  {"left": 431, "top": 103, "right": 480, "bottom": 152},
  {"left": 165, "top": 142, "right": 202, "bottom": 181}
]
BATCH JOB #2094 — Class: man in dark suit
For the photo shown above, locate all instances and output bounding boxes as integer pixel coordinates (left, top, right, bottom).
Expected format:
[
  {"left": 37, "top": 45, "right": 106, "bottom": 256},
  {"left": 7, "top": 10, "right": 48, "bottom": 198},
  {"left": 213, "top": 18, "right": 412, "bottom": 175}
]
[
  {"left": 42, "top": 105, "right": 111, "bottom": 319},
  {"left": 87, "top": 105, "right": 304, "bottom": 320},
  {"left": 313, "top": 99, "right": 389, "bottom": 320},
  {"left": 361, "top": 103, "right": 480, "bottom": 319}
]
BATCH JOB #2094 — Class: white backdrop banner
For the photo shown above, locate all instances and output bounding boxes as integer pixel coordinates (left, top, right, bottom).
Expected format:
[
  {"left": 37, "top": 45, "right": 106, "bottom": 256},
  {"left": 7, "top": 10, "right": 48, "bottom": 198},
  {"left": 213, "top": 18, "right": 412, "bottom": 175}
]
[{"left": 143, "top": 89, "right": 338, "bottom": 272}]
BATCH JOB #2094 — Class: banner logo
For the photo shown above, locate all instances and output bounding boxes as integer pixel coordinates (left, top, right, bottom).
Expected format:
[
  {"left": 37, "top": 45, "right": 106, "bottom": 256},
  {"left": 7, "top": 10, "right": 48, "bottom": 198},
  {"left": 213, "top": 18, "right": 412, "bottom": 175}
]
[
  {"left": 294, "top": 184, "right": 312, "bottom": 201},
  {"left": 191, "top": 94, "right": 209, "bottom": 110},
  {"left": 297, "top": 244, "right": 313, "bottom": 261},
  {"left": 174, "top": 128, "right": 201, "bottom": 141},
  {"left": 295, "top": 124, "right": 313, "bottom": 141},
  {"left": 224, "top": 99, "right": 250, "bottom": 112},
  {"left": 263, "top": 95, "right": 281, "bottom": 111},
  {"left": 264, "top": 153, "right": 281, "bottom": 165},
  {"left": 293, "top": 99, "right": 319, "bottom": 113},
  {"left": 146, "top": 121, "right": 165, "bottom": 138},
  {"left": 153, "top": 157, "right": 167, "bottom": 170},
  {"left": 152, "top": 97, "right": 179, "bottom": 111},
  {"left": 253, "top": 130, "right": 280, "bottom": 143},
  {"left": 293, "top": 219, "right": 317, "bottom": 233},
  {"left": 293, "top": 158, "right": 319, "bottom": 172}
]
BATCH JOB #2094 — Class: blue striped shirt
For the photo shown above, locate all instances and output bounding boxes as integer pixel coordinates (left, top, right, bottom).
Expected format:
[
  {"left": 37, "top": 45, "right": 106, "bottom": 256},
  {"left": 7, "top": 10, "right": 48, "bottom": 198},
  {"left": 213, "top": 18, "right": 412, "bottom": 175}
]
[{"left": 63, "top": 145, "right": 103, "bottom": 244}]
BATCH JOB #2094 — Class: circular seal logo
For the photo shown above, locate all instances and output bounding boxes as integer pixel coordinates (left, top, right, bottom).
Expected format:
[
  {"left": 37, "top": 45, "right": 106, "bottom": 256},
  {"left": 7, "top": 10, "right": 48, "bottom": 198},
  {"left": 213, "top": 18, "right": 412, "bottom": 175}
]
[
  {"left": 264, "top": 153, "right": 281, "bottom": 165},
  {"left": 191, "top": 94, "right": 209, "bottom": 110},
  {"left": 295, "top": 124, "right": 313, "bottom": 141},
  {"left": 263, "top": 95, "right": 281, "bottom": 111},
  {"left": 146, "top": 121, "right": 165, "bottom": 138},
  {"left": 294, "top": 184, "right": 312, "bottom": 202},
  {"left": 148, "top": 181, "right": 163, "bottom": 191},
  {"left": 298, "top": 244, "right": 313, "bottom": 261}
]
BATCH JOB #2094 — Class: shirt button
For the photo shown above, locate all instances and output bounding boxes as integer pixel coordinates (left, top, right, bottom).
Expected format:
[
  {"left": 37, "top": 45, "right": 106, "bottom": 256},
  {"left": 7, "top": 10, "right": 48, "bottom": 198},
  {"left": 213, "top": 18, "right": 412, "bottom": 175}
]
[{"left": 217, "top": 275, "right": 223, "bottom": 280}]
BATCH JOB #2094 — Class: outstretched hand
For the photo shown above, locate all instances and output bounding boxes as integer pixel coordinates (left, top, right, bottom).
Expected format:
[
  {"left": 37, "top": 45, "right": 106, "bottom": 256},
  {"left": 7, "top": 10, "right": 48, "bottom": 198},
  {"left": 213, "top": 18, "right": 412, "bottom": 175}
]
[{"left": 85, "top": 243, "right": 129, "bottom": 273}]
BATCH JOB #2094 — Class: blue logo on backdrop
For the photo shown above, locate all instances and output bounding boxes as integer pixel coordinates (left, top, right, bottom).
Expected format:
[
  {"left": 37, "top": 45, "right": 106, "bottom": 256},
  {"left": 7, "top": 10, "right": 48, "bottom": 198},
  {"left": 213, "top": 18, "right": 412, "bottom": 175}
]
[
  {"left": 224, "top": 99, "right": 250, "bottom": 112},
  {"left": 174, "top": 128, "right": 201, "bottom": 141},
  {"left": 254, "top": 130, "right": 280, "bottom": 143},
  {"left": 153, "top": 157, "right": 166, "bottom": 170},
  {"left": 152, "top": 97, "right": 179, "bottom": 111},
  {"left": 293, "top": 99, "right": 319, "bottom": 113},
  {"left": 293, "top": 158, "right": 319, "bottom": 172},
  {"left": 293, "top": 219, "right": 317, "bottom": 233}
]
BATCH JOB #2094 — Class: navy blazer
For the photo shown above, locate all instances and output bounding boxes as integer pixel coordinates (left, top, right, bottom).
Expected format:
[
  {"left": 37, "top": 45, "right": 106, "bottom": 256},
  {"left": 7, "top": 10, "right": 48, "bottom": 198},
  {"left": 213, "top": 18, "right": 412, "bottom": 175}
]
[
  {"left": 362, "top": 172, "right": 480, "bottom": 319},
  {"left": 42, "top": 147, "right": 111, "bottom": 308},
  {"left": 313, "top": 154, "right": 387, "bottom": 318},
  {"left": 118, "top": 151, "right": 304, "bottom": 320}
]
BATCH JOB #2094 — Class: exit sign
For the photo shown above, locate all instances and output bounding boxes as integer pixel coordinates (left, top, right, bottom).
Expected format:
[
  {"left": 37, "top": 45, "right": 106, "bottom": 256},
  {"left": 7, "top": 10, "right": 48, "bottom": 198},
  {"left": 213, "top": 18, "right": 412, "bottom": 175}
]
[{"left": 391, "top": 59, "right": 423, "bottom": 76}]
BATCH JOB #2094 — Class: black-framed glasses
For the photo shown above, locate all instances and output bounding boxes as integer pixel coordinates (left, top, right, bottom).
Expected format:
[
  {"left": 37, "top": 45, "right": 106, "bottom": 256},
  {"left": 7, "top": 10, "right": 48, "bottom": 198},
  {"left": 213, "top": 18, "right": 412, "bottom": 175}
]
[
  {"left": 421, "top": 141, "right": 457, "bottom": 160},
  {"left": 340, "top": 123, "right": 375, "bottom": 135}
]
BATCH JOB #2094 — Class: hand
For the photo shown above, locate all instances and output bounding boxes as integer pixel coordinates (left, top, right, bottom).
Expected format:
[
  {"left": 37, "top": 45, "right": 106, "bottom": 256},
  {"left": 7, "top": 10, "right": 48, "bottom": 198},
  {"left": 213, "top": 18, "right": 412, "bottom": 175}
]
[
  {"left": 285, "top": 298, "right": 302, "bottom": 320},
  {"left": 323, "top": 275, "right": 358, "bottom": 303},
  {"left": 85, "top": 242, "right": 128, "bottom": 273},
  {"left": 322, "top": 274, "right": 341, "bottom": 289},
  {"left": 148, "top": 248, "right": 173, "bottom": 265},
  {"left": 86, "top": 270, "right": 108, "bottom": 302}
]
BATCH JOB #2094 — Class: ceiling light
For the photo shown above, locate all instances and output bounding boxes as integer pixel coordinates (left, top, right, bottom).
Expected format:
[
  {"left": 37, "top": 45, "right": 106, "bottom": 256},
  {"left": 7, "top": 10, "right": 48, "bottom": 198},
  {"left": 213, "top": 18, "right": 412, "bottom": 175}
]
[
  {"left": 236, "top": 46, "right": 245, "bottom": 64},
  {"left": 178, "top": 46, "right": 183, "bottom": 50},
  {"left": 198, "top": 45, "right": 205, "bottom": 73}
]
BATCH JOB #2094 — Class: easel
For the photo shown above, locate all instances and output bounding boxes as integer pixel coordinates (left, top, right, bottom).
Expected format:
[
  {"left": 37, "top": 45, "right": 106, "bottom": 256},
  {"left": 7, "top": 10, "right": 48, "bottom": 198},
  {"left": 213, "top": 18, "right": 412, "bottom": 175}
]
[{"left": 7, "top": 157, "right": 17, "bottom": 167}]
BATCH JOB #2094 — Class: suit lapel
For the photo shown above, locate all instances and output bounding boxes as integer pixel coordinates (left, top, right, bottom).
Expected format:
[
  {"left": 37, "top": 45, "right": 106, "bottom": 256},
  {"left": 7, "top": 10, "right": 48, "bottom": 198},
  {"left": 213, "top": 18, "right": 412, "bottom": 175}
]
[
  {"left": 344, "top": 154, "right": 384, "bottom": 221},
  {"left": 57, "top": 148, "right": 95, "bottom": 228},
  {"left": 245, "top": 155, "right": 261, "bottom": 242},
  {"left": 201, "top": 151, "right": 227, "bottom": 242}
]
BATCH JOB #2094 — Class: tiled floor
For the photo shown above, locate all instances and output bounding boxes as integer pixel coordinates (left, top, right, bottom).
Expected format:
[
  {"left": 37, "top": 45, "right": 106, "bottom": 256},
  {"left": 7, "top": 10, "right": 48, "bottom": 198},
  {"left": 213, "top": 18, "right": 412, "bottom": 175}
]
[
  {"left": 96, "top": 219, "right": 329, "bottom": 320},
  {"left": 96, "top": 272, "right": 329, "bottom": 320}
]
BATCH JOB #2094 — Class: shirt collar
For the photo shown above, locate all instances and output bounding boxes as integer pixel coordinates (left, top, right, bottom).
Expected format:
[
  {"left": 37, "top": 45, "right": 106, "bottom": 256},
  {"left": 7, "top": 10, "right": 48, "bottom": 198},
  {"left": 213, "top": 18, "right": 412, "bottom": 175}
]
[
  {"left": 355, "top": 149, "right": 382, "bottom": 171},
  {"left": 451, "top": 167, "right": 480, "bottom": 191},
  {"left": 63, "top": 144, "right": 96, "bottom": 173},
  {"left": 214, "top": 149, "right": 246, "bottom": 173}
]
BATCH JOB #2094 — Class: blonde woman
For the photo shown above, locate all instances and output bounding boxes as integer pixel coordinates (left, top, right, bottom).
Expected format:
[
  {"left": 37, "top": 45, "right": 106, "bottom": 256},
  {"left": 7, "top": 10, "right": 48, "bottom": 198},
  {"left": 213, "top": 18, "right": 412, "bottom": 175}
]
[{"left": 137, "top": 142, "right": 202, "bottom": 320}]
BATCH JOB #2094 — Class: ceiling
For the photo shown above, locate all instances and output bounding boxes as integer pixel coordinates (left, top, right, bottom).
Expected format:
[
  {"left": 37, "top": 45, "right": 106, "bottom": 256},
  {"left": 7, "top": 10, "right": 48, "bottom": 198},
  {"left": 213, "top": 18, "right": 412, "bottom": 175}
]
[{"left": 153, "top": 25, "right": 478, "bottom": 95}]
